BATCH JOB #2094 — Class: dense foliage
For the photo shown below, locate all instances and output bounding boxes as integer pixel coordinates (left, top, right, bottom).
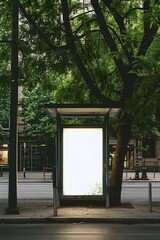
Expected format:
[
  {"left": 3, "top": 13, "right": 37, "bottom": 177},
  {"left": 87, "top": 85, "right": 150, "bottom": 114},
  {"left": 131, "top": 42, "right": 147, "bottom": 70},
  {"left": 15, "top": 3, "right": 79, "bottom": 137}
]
[
  {"left": 0, "top": 88, "right": 10, "bottom": 141},
  {"left": 19, "top": 84, "right": 55, "bottom": 143}
]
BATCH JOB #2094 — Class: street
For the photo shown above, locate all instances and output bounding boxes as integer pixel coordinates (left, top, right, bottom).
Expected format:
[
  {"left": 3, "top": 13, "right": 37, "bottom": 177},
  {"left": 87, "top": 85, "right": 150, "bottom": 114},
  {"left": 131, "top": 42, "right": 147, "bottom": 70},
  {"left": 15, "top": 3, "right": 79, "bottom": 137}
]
[
  {"left": 0, "top": 182, "right": 53, "bottom": 199},
  {"left": 0, "top": 181, "right": 160, "bottom": 202},
  {"left": 0, "top": 223, "right": 160, "bottom": 240},
  {"left": 122, "top": 181, "right": 160, "bottom": 202}
]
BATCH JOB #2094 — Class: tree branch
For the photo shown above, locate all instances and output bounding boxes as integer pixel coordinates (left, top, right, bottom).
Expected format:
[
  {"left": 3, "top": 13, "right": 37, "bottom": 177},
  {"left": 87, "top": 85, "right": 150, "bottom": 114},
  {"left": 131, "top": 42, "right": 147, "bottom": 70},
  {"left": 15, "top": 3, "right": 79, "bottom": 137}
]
[
  {"left": 101, "top": 0, "right": 126, "bottom": 34},
  {"left": 73, "top": 17, "right": 96, "bottom": 35},
  {"left": 18, "top": 1, "right": 67, "bottom": 51},
  {"left": 61, "top": 0, "right": 122, "bottom": 106},
  {"left": 101, "top": 0, "right": 133, "bottom": 63},
  {"left": 123, "top": 7, "right": 144, "bottom": 18},
  {"left": 90, "top": 0, "right": 128, "bottom": 80},
  {"left": 137, "top": 0, "right": 158, "bottom": 56}
]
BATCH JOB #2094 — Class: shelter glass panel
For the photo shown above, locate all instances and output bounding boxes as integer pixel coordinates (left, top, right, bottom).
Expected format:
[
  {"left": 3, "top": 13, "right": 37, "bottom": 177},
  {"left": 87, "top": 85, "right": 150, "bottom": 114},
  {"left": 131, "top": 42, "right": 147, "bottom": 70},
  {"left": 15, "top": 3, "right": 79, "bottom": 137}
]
[{"left": 63, "top": 128, "right": 103, "bottom": 196}]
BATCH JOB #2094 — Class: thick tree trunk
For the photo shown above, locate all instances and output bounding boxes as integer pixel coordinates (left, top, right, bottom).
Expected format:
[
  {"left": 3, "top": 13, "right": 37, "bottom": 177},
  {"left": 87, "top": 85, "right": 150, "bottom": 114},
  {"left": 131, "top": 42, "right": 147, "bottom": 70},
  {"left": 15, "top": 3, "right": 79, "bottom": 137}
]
[{"left": 109, "top": 115, "right": 132, "bottom": 207}]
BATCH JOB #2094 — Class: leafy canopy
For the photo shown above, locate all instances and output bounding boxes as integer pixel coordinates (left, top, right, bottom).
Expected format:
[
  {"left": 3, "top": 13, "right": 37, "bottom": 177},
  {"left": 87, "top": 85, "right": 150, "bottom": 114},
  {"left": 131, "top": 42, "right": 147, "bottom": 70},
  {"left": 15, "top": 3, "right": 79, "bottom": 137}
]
[{"left": 19, "top": 84, "right": 55, "bottom": 143}]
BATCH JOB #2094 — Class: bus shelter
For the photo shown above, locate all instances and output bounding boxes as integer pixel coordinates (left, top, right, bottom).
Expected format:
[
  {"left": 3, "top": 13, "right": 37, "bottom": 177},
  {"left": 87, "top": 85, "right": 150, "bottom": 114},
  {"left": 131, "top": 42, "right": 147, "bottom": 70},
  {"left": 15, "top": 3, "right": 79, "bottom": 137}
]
[{"left": 45, "top": 104, "right": 119, "bottom": 207}]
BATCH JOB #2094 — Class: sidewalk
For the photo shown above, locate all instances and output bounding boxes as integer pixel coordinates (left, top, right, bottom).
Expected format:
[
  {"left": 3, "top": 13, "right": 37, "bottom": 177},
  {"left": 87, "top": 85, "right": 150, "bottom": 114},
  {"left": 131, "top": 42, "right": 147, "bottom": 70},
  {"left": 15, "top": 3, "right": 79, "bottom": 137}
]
[{"left": 0, "top": 171, "right": 160, "bottom": 224}]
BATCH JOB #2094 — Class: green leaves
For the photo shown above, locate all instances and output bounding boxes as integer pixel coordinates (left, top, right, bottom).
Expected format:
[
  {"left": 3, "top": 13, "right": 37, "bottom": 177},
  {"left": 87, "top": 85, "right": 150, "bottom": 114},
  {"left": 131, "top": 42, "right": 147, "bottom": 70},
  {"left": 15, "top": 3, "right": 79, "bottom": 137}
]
[
  {"left": 19, "top": 84, "right": 55, "bottom": 143},
  {"left": 0, "top": 1, "right": 12, "bottom": 87},
  {"left": 0, "top": 0, "right": 160, "bottom": 144},
  {"left": 0, "top": 87, "right": 10, "bottom": 141}
]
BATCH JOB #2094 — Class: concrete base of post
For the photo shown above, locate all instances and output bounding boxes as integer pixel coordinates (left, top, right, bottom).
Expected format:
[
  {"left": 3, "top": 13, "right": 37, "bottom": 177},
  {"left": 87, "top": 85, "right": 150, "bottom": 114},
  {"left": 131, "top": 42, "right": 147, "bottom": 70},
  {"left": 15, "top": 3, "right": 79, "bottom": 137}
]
[
  {"left": 134, "top": 174, "right": 139, "bottom": 180},
  {"left": 5, "top": 208, "right": 20, "bottom": 215}
]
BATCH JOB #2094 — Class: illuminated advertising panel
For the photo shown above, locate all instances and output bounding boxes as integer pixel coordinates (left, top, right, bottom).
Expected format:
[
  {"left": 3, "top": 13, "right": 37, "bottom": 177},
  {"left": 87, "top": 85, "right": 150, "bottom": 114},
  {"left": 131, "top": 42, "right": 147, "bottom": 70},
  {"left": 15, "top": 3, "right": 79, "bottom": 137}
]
[{"left": 63, "top": 128, "right": 103, "bottom": 196}]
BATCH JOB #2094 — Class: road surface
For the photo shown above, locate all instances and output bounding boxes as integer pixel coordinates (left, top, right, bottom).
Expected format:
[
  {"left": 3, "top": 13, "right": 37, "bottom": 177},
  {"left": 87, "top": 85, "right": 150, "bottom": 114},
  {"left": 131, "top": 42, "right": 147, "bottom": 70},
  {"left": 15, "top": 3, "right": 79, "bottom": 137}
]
[
  {"left": 0, "top": 181, "right": 160, "bottom": 202},
  {"left": 0, "top": 223, "right": 160, "bottom": 240},
  {"left": 122, "top": 181, "right": 160, "bottom": 202}
]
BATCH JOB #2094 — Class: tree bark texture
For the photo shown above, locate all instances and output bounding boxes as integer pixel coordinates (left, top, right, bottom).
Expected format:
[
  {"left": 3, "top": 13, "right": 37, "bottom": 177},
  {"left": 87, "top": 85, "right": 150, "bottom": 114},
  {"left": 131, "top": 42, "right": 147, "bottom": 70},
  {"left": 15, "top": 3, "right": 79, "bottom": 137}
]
[{"left": 109, "top": 114, "right": 132, "bottom": 206}]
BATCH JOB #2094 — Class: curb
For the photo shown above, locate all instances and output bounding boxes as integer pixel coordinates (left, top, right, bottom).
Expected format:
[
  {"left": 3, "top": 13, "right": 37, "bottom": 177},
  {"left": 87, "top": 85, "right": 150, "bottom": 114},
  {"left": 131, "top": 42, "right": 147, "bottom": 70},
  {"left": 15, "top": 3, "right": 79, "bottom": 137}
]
[{"left": 1, "top": 217, "right": 160, "bottom": 224}]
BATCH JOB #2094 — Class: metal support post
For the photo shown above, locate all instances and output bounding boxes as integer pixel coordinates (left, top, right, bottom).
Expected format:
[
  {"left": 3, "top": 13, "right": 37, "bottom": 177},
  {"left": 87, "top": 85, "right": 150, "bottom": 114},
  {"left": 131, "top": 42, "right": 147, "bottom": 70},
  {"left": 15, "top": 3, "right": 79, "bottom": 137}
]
[
  {"left": 148, "top": 181, "right": 152, "bottom": 212},
  {"left": 6, "top": 0, "right": 19, "bottom": 214},
  {"left": 23, "top": 143, "right": 26, "bottom": 178},
  {"left": 105, "top": 113, "right": 110, "bottom": 208},
  {"left": 53, "top": 166, "right": 58, "bottom": 216},
  {"left": 157, "top": 156, "right": 160, "bottom": 172},
  {"left": 134, "top": 138, "right": 139, "bottom": 179},
  {"left": 56, "top": 113, "right": 61, "bottom": 207}
]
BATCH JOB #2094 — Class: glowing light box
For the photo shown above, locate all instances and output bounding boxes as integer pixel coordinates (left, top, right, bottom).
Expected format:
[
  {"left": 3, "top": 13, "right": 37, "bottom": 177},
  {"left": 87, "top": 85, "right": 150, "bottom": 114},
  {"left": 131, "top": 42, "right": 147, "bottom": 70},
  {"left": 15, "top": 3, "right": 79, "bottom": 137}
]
[{"left": 63, "top": 128, "right": 103, "bottom": 196}]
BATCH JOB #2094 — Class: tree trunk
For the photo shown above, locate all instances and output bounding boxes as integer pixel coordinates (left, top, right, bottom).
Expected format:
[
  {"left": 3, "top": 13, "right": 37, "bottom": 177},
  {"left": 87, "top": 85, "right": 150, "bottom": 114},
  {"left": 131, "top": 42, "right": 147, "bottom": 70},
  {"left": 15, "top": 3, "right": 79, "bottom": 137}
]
[{"left": 109, "top": 115, "right": 132, "bottom": 207}]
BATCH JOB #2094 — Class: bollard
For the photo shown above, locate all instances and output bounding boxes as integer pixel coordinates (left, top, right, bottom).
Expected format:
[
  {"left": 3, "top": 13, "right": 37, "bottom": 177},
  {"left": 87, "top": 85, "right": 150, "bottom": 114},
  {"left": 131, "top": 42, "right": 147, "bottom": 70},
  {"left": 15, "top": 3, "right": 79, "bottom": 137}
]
[
  {"left": 148, "top": 181, "right": 152, "bottom": 212},
  {"left": 23, "top": 168, "right": 26, "bottom": 178},
  {"left": 0, "top": 167, "right": 3, "bottom": 177},
  {"left": 53, "top": 166, "right": 57, "bottom": 216},
  {"left": 153, "top": 169, "right": 155, "bottom": 178}
]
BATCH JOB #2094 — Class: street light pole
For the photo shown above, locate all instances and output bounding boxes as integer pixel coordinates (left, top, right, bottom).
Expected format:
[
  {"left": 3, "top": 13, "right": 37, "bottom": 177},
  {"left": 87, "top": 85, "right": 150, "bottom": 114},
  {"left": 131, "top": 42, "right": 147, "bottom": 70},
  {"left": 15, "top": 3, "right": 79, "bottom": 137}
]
[{"left": 6, "top": 0, "right": 19, "bottom": 214}]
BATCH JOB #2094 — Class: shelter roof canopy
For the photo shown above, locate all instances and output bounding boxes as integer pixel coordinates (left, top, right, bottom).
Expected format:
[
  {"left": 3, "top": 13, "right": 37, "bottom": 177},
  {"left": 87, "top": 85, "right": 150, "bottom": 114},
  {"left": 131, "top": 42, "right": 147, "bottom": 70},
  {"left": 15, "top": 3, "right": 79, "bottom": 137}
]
[{"left": 45, "top": 103, "right": 120, "bottom": 118}]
